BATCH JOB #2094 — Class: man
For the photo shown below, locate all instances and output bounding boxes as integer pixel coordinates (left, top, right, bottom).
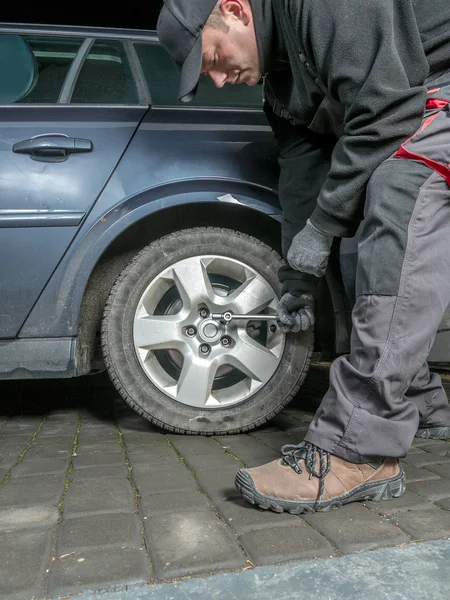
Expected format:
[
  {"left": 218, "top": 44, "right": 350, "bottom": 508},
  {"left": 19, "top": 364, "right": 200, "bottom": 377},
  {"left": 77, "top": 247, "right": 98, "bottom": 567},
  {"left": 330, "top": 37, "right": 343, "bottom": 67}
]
[{"left": 157, "top": 0, "right": 450, "bottom": 514}]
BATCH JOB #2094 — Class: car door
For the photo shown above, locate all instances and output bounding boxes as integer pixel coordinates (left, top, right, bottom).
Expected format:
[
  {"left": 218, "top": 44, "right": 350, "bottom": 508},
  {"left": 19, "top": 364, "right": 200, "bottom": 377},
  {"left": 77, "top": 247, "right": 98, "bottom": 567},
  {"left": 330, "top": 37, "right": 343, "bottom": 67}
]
[
  {"left": 0, "top": 30, "right": 148, "bottom": 338},
  {"left": 131, "top": 40, "right": 280, "bottom": 196}
]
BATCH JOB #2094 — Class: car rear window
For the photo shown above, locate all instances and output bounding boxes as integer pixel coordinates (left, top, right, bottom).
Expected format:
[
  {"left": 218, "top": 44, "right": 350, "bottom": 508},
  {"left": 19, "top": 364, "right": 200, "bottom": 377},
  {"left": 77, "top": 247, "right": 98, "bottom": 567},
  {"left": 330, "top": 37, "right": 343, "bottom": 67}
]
[
  {"left": 72, "top": 40, "right": 138, "bottom": 104},
  {"left": 134, "top": 41, "right": 263, "bottom": 109},
  {"left": 1, "top": 35, "right": 84, "bottom": 104},
  {"left": 0, "top": 34, "right": 139, "bottom": 105}
]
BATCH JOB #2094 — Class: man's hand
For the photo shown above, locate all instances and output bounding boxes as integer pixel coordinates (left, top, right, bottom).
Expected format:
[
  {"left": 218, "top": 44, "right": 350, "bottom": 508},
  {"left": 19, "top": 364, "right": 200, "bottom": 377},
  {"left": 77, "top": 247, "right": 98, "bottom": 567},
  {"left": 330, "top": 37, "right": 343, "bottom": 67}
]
[
  {"left": 276, "top": 265, "right": 319, "bottom": 333},
  {"left": 287, "top": 219, "right": 334, "bottom": 277},
  {"left": 277, "top": 292, "right": 314, "bottom": 332}
]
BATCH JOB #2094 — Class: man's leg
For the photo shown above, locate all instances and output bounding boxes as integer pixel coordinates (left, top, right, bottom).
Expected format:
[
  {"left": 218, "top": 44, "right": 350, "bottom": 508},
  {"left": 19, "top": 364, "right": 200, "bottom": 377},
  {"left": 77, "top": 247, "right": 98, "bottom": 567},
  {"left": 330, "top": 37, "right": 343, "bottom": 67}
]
[
  {"left": 340, "top": 227, "right": 450, "bottom": 438},
  {"left": 305, "top": 159, "right": 450, "bottom": 461},
  {"left": 236, "top": 157, "right": 450, "bottom": 513}
]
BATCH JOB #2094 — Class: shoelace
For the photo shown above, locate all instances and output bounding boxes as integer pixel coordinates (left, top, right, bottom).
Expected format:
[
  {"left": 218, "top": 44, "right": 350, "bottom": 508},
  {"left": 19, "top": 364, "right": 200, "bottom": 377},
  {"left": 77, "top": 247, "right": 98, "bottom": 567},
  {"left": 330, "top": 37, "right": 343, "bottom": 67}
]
[{"left": 281, "top": 441, "right": 331, "bottom": 501}]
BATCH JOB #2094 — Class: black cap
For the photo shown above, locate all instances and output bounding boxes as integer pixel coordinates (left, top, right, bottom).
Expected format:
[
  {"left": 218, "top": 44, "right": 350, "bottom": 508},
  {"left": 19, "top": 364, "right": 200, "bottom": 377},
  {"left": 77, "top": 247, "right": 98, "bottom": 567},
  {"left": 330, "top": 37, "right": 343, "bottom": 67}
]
[{"left": 157, "top": 0, "right": 218, "bottom": 102}]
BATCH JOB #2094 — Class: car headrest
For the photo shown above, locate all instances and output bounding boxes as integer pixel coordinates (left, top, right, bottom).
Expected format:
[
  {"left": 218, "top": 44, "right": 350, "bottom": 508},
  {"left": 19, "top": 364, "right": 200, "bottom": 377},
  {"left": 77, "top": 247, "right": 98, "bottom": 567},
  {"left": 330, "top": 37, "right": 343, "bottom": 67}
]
[{"left": 0, "top": 34, "right": 38, "bottom": 104}]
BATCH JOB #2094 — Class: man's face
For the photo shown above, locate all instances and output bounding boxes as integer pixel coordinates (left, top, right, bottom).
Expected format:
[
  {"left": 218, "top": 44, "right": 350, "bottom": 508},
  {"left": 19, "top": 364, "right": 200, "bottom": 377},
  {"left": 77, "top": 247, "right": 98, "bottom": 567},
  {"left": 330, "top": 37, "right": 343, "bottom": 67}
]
[{"left": 201, "top": 0, "right": 261, "bottom": 88}]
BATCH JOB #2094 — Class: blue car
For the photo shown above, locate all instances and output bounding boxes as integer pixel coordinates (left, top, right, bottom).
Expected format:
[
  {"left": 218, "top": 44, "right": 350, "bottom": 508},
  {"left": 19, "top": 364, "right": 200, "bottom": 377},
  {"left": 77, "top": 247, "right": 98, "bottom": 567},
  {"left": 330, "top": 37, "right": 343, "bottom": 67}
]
[{"left": 2, "top": 23, "right": 449, "bottom": 435}]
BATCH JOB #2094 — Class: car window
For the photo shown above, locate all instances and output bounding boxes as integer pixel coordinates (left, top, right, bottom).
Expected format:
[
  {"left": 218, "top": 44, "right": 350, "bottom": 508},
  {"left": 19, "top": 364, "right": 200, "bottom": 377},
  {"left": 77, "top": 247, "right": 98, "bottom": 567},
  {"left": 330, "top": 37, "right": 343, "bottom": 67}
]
[
  {"left": 71, "top": 40, "right": 138, "bottom": 104},
  {"left": 134, "top": 41, "right": 263, "bottom": 109},
  {"left": 1, "top": 34, "right": 84, "bottom": 104}
]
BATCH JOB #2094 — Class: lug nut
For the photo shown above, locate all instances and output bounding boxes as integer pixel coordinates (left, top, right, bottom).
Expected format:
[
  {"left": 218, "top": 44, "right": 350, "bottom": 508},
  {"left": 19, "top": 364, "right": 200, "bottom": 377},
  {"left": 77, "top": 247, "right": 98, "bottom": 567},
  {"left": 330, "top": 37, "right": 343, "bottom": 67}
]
[
  {"left": 200, "top": 344, "right": 210, "bottom": 354},
  {"left": 186, "top": 326, "right": 197, "bottom": 337},
  {"left": 199, "top": 308, "right": 209, "bottom": 318},
  {"left": 221, "top": 336, "right": 232, "bottom": 347}
]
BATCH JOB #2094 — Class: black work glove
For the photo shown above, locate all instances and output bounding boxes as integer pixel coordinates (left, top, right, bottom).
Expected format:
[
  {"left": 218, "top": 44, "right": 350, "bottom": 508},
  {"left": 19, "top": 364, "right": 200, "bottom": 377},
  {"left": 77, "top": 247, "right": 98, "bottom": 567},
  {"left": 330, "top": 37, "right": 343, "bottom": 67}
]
[{"left": 277, "top": 266, "right": 319, "bottom": 333}]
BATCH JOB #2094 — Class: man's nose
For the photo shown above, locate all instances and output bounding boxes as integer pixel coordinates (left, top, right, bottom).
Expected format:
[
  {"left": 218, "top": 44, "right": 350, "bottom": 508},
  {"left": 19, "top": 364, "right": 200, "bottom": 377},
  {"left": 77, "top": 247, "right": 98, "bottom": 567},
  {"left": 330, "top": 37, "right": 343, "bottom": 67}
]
[{"left": 209, "top": 70, "right": 228, "bottom": 88}]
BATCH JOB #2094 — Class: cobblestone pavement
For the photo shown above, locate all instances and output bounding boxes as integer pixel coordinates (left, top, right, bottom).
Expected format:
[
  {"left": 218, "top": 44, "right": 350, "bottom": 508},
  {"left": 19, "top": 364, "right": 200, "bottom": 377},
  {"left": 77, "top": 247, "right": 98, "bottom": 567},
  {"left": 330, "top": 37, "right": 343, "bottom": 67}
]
[{"left": 1, "top": 366, "right": 450, "bottom": 599}]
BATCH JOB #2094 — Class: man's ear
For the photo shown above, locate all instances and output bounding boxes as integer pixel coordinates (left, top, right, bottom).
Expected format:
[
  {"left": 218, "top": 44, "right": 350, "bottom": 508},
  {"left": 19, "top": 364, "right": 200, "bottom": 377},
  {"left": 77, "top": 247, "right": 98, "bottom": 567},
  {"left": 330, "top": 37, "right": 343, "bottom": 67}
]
[{"left": 220, "top": 0, "right": 251, "bottom": 26}]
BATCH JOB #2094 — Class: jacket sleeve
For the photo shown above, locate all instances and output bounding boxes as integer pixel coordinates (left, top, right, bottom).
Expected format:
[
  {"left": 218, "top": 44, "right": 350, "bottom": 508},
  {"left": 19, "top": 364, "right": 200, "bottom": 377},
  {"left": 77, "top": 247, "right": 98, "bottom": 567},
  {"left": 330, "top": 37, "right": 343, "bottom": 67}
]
[
  {"left": 264, "top": 101, "right": 335, "bottom": 255},
  {"left": 302, "top": 0, "right": 429, "bottom": 237}
]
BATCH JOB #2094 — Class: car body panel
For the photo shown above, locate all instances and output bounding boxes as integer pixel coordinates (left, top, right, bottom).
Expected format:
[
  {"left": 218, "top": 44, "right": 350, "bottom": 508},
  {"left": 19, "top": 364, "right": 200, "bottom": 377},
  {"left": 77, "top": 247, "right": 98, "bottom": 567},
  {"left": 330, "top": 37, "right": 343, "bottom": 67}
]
[
  {"left": 0, "top": 105, "right": 146, "bottom": 337},
  {"left": 19, "top": 105, "right": 281, "bottom": 338}
]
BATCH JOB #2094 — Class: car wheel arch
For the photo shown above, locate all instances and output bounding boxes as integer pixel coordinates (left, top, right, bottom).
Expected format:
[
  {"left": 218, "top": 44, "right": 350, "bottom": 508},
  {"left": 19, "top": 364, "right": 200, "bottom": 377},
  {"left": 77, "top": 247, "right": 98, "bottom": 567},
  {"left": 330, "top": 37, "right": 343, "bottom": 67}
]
[{"left": 75, "top": 199, "right": 284, "bottom": 375}]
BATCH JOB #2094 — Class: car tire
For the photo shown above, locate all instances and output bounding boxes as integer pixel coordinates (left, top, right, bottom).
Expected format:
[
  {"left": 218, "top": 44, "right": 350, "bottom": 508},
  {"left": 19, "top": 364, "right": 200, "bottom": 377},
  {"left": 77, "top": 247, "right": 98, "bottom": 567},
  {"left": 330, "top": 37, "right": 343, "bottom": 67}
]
[{"left": 101, "top": 227, "right": 313, "bottom": 435}]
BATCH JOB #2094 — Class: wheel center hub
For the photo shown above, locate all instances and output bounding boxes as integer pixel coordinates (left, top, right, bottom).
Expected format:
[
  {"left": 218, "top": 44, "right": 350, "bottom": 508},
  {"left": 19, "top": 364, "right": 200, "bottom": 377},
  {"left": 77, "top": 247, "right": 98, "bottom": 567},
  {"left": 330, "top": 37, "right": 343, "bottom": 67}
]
[{"left": 199, "top": 318, "right": 223, "bottom": 343}]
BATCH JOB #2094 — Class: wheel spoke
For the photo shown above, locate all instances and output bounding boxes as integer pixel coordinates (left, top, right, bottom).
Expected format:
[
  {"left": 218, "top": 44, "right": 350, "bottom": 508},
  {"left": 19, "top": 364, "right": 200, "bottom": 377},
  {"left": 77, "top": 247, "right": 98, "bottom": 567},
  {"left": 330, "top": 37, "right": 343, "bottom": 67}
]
[
  {"left": 226, "top": 275, "right": 276, "bottom": 315},
  {"left": 134, "top": 315, "right": 184, "bottom": 350},
  {"left": 173, "top": 354, "right": 218, "bottom": 408},
  {"left": 226, "top": 331, "right": 280, "bottom": 384},
  {"left": 171, "top": 257, "right": 216, "bottom": 310}
]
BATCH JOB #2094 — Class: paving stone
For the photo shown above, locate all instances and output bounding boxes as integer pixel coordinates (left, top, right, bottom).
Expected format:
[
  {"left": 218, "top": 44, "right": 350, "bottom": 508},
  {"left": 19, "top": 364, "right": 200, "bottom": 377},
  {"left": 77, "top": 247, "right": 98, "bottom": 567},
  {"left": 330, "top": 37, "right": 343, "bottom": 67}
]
[
  {"left": 133, "top": 464, "right": 198, "bottom": 495},
  {"left": 7, "top": 417, "right": 42, "bottom": 430},
  {"left": 194, "top": 468, "right": 238, "bottom": 504},
  {"left": 0, "top": 432, "right": 33, "bottom": 444},
  {"left": 23, "top": 444, "right": 72, "bottom": 461},
  {"left": 215, "top": 435, "right": 274, "bottom": 456},
  {"left": 0, "top": 473, "right": 65, "bottom": 508},
  {"left": 216, "top": 491, "right": 296, "bottom": 534},
  {"left": 117, "top": 414, "right": 157, "bottom": 433},
  {"left": 39, "top": 422, "right": 78, "bottom": 437},
  {"left": 63, "top": 478, "right": 135, "bottom": 517},
  {"left": 182, "top": 449, "right": 242, "bottom": 471},
  {"left": 126, "top": 445, "right": 181, "bottom": 467},
  {"left": 139, "top": 490, "right": 212, "bottom": 515},
  {"left": 0, "top": 506, "right": 59, "bottom": 531},
  {"left": 406, "top": 446, "right": 429, "bottom": 455},
  {"left": 0, "top": 445, "right": 27, "bottom": 465},
  {"left": 77, "top": 428, "right": 119, "bottom": 444},
  {"left": 73, "top": 448, "right": 125, "bottom": 468},
  {"left": 249, "top": 431, "right": 297, "bottom": 452},
  {"left": 416, "top": 441, "right": 450, "bottom": 455},
  {"left": 435, "top": 497, "right": 450, "bottom": 510},
  {"left": 0, "top": 528, "right": 53, "bottom": 599},
  {"left": 239, "top": 519, "right": 334, "bottom": 565},
  {"left": 31, "top": 435, "right": 74, "bottom": 448},
  {"left": 423, "top": 462, "right": 450, "bottom": 479},
  {"left": 57, "top": 513, "right": 142, "bottom": 553},
  {"left": 402, "top": 453, "right": 450, "bottom": 468},
  {"left": 48, "top": 546, "right": 151, "bottom": 597},
  {"left": 44, "top": 412, "right": 80, "bottom": 422},
  {"left": 11, "top": 458, "right": 69, "bottom": 477},
  {"left": 144, "top": 510, "right": 246, "bottom": 579},
  {"left": 168, "top": 435, "right": 223, "bottom": 455},
  {"left": 71, "top": 464, "right": 130, "bottom": 481},
  {"left": 403, "top": 464, "right": 441, "bottom": 483},
  {"left": 304, "top": 504, "right": 409, "bottom": 553},
  {"left": 408, "top": 478, "right": 450, "bottom": 500},
  {"left": 362, "top": 491, "right": 433, "bottom": 515},
  {"left": 214, "top": 436, "right": 280, "bottom": 462},
  {"left": 76, "top": 440, "right": 123, "bottom": 452},
  {"left": 270, "top": 414, "right": 303, "bottom": 431},
  {"left": 0, "top": 467, "right": 9, "bottom": 481},
  {"left": 390, "top": 505, "right": 450, "bottom": 540},
  {"left": 121, "top": 429, "right": 167, "bottom": 444}
]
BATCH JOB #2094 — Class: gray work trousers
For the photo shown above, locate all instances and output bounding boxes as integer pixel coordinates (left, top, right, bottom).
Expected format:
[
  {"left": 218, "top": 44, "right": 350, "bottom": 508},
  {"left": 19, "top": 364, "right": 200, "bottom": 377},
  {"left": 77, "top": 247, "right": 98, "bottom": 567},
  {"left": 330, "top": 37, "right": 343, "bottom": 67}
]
[{"left": 305, "top": 76, "right": 450, "bottom": 462}]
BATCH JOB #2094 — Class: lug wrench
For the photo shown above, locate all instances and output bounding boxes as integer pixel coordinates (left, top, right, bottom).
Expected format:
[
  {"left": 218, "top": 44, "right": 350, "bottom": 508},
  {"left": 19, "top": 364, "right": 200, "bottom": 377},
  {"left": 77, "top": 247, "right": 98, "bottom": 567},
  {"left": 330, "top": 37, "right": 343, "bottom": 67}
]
[{"left": 211, "top": 311, "right": 279, "bottom": 324}]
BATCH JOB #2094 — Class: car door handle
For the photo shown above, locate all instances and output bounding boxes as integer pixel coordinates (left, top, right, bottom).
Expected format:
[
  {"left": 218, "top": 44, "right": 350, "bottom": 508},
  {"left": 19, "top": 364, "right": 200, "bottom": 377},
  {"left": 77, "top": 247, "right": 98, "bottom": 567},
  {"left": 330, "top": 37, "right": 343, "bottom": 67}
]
[{"left": 13, "top": 133, "right": 93, "bottom": 162}]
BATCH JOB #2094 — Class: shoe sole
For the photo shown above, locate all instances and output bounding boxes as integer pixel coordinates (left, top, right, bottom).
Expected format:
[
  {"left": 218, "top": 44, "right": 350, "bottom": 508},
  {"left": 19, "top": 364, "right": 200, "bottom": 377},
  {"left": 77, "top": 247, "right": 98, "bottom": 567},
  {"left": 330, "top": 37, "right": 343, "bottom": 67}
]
[
  {"left": 235, "top": 468, "right": 406, "bottom": 515},
  {"left": 415, "top": 427, "right": 450, "bottom": 440}
]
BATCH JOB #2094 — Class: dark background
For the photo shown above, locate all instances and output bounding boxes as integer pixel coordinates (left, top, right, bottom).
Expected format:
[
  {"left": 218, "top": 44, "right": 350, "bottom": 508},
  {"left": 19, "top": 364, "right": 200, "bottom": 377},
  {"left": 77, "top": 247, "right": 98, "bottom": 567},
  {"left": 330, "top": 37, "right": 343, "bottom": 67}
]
[{"left": 2, "top": 2, "right": 163, "bottom": 30}]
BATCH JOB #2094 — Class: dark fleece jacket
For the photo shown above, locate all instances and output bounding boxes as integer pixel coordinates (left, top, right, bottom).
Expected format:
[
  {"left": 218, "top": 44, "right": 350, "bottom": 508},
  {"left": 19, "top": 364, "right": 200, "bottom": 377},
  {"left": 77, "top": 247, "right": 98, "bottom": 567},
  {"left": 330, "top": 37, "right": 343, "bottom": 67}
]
[{"left": 252, "top": 0, "right": 450, "bottom": 238}]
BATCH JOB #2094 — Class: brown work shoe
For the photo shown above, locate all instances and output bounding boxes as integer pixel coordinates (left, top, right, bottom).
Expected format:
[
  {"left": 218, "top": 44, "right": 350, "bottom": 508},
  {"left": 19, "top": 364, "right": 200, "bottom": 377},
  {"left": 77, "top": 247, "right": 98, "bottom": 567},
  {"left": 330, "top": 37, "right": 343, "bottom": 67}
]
[{"left": 235, "top": 442, "right": 405, "bottom": 514}]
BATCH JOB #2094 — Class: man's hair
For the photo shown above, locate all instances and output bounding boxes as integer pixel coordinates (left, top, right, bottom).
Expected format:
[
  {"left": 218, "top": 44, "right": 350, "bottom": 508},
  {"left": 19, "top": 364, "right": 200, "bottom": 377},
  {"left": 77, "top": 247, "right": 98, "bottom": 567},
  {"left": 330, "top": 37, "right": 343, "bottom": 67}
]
[{"left": 204, "top": 1, "right": 230, "bottom": 33}]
